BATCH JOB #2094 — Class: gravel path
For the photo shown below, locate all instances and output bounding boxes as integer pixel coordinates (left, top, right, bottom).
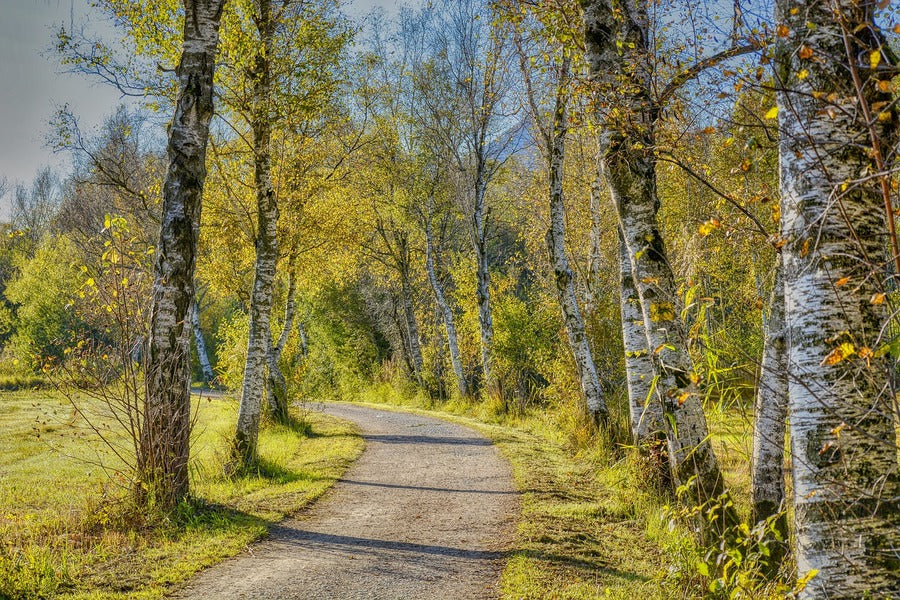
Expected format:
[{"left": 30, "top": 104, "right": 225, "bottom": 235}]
[{"left": 173, "top": 402, "right": 518, "bottom": 600}]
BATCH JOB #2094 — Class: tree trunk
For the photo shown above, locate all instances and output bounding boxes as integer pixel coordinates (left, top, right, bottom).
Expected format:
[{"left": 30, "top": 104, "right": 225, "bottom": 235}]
[
  {"left": 617, "top": 229, "right": 664, "bottom": 444},
  {"left": 585, "top": 165, "right": 605, "bottom": 310},
  {"left": 750, "top": 264, "right": 788, "bottom": 566},
  {"left": 234, "top": 0, "right": 279, "bottom": 467},
  {"left": 425, "top": 215, "right": 468, "bottom": 397},
  {"left": 775, "top": 1, "right": 900, "bottom": 595},
  {"left": 472, "top": 179, "right": 495, "bottom": 393},
  {"left": 140, "top": 0, "right": 226, "bottom": 508},
  {"left": 400, "top": 258, "right": 425, "bottom": 383},
  {"left": 266, "top": 267, "right": 297, "bottom": 423},
  {"left": 191, "top": 297, "right": 215, "bottom": 386},
  {"left": 545, "top": 57, "right": 608, "bottom": 423},
  {"left": 582, "top": 0, "right": 735, "bottom": 530}
]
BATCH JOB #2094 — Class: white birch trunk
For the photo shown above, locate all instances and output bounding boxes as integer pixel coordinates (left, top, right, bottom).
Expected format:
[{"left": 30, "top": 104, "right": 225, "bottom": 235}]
[
  {"left": 775, "top": 1, "right": 900, "bottom": 595},
  {"left": 750, "top": 265, "right": 788, "bottom": 566},
  {"left": 425, "top": 216, "right": 468, "bottom": 397},
  {"left": 617, "top": 230, "right": 664, "bottom": 444},
  {"left": 545, "top": 58, "right": 608, "bottom": 422},
  {"left": 582, "top": 0, "right": 734, "bottom": 525},
  {"left": 266, "top": 267, "right": 297, "bottom": 422},
  {"left": 141, "top": 0, "right": 226, "bottom": 507},
  {"left": 472, "top": 179, "right": 495, "bottom": 393},
  {"left": 191, "top": 297, "right": 215, "bottom": 385},
  {"left": 234, "top": 0, "right": 279, "bottom": 465},
  {"left": 585, "top": 166, "right": 605, "bottom": 310}
]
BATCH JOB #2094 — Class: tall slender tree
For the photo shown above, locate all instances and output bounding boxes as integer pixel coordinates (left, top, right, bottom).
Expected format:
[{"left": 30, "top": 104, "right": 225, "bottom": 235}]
[
  {"left": 774, "top": 0, "right": 900, "bottom": 595},
  {"left": 142, "top": 0, "right": 227, "bottom": 507}
]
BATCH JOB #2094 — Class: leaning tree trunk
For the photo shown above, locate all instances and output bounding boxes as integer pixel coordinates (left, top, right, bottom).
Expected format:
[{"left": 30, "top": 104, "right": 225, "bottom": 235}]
[
  {"left": 545, "top": 57, "right": 608, "bottom": 423},
  {"left": 425, "top": 216, "right": 468, "bottom": 397},
  {"left": 191, "top": 297, "right": 215, "bottom": 385},
  {"left": 140, "top": 0, "right": 226, "bottom": 508},
  {"left": 775, "top": 1, "right": 900, "bottom": 596},
  {"left": 749, "top": 264, "right": 788, "bottom": 567},
  {"left": 582, "top": 0, "right": 735, "bottom": 531},
  {"left": 234, "top": 0, "right": 279, "bottom": 467},
  {"left": 265, "top": 267, "right": 298, "bottom": 423},
  {"left": 617, "top": 230, "right": 665, "bottom": 445}
]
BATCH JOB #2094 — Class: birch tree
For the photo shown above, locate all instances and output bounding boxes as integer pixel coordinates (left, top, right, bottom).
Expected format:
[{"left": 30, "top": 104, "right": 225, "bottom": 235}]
[
  {"left": 510, "top": 5, "right": 608, "bottom": 423},
  {"left": 774, "top": 0, "right": 900, "bottom": 595},
  {"left": 425, "top": 0, "right": 521, "bottom": 394},
  {"left": 141, "top": 0, "right": 226, "bottom": 506},
  {"left": 580, "top": 0, "right": 737, "bottom": 523},
  {"left": 233, "top": 0, "right": 280, "bottom": 466},
  {"left": 749, "top": 265, "right": 788, "bottom": 564}
]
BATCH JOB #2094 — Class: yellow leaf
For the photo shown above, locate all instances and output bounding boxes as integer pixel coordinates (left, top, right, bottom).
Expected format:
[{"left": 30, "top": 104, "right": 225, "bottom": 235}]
[
  {"left": 798, "top": 68, "right": 809, "bottom": 80},
  {"left": 799, "top": 45, "right": 814, "bottom": 60},
  {"left": 677, "top": 392, "right": 691, "bottom": 406},
  {"left": 650, "top": 302, "right": 676, "bottom": 322},
  {"left": 776, "top": 24, "right": 790, "bottom": 38},
  {"left": 821, "top": 342, "right": 855, "bottom": 366},
  {"left": 870, "top": 50, "right": 882, "bottom": 69},
  {"left": 870, "top": 292, "right": 886, "bottom": 305},
  {"left": 765, "top": 106, "right": 779, "bottom": 119},
  {"left": 878, "top": 79, "right": 893, "bottom": 93},
  {"left": 800, "top": 238, "right": 811, "bottom": 258},
  {"left": 835, "top": 276, "right": 850, "bottom": 287}
]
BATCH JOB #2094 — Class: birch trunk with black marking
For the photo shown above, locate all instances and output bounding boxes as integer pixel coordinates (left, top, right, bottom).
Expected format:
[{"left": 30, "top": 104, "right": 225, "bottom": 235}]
[
  {"left": 582, "top": 0, "right": 734, "bottom": 528},
  {"left": 425, "top": 216, "right": 467, "bottom": 397},
  {"left": 141, "top": 0, "right": 226, "bottom": 507},
  {"left": 472, "top": 178, "right": 495, "bottom": 393},
  {"left": 750, "top": 265, "right": 788, "bottom": 565},
  {"left": 266, "top": 267, "right": 297, "bottom": 423},
  {"left": 545, "top": 58, "right": 607, "bottom": 422},
  {"left": 191, "top": 297, "right": 215, "bottom": 385},
  {"left": 775, "top": 1, "right": 900, "bottom": 595},
  {"left": 234, "top": 0, "right": 279, "bottom": 466},
  {"left": 617, "top": 230, "right": 664, "bottom": 444}
]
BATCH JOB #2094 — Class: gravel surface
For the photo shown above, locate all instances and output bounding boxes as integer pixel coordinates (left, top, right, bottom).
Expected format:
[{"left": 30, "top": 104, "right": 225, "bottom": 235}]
[{"left": 173, "top": 402, "right": 518, "bottom": 599}]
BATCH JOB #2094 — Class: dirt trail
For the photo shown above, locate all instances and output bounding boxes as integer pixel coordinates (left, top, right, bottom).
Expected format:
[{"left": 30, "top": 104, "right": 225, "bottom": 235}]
[{"left": 173, "top": 402, "right": 518, "bottom": 600}]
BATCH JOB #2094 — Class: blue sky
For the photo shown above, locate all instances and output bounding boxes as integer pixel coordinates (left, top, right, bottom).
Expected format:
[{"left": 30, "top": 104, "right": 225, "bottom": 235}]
[{"left": 0, "top": 0, "right": 400, "bottom": 202}]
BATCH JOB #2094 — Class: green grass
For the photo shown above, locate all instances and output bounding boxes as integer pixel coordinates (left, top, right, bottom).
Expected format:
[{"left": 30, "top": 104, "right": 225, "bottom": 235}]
[
  {"left": 345, "top": 383, "right": 710, "bottom": 599},
  {"left": 0, "top": 390, "right": 364, "bottom": 599}
]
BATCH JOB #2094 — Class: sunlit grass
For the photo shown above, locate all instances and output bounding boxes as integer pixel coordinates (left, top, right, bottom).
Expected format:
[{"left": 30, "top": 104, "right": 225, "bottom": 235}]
[{"left": 0, "top": 390, "right": 363, "bottom": 599}]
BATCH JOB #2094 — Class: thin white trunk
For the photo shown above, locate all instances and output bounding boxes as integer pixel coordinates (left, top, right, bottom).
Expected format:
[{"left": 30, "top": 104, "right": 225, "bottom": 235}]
[
  {"left": 472, "top": 179, "right": 495, "bottom": 393},
  {"left": 545, "top": 57, "right": 607, "bottom": 422},
  {"left": 776, "top": 1, "right": 900, "bottom": 595},
  {"left": 617, "top": 230, "right": 664, "bottom": 444},
  {"left": 585, "top": 166, "right": 605, "bottom": 310},
  {"left": 234, "top": 0, "right": 278, "bottom": 465},
  {"left": 425, "top": 215, "right": 468, "bottom": 397},
  {"left": 141, "top": 0, "right": 226, "bottom": 507},
  {"left": 266, "top": 267, "right": 297, "bottom": 422},
  {"left": 750, "top": 265, "right": 788, "bottom": 566},
  {"left": 191, "top": 297, "right": 215, "bottom": 385}
]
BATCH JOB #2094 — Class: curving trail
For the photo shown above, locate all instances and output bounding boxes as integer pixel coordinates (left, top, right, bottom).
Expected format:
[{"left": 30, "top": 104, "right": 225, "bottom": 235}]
[{"left": 173, "top": 402, "right": 518, "bottom": 600}]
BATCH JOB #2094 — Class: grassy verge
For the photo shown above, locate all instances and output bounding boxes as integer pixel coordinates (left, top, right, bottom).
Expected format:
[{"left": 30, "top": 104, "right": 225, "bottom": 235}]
[
  {"left": 0, "top": 390, "right": 363, "bottom": 600},
  {"left": 344, "top": 384, "right": 710, "bottom": 600}
]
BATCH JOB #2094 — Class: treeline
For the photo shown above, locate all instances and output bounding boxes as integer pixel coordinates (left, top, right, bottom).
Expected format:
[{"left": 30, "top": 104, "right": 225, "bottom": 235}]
[{"left": 0, "top": 0, "right": 897, "bottom": 598}]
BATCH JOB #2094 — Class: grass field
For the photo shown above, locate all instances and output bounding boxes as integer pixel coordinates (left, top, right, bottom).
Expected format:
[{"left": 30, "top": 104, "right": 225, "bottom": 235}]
[{"left": 0, "top": 389, "right": 363, "bottom": 600}]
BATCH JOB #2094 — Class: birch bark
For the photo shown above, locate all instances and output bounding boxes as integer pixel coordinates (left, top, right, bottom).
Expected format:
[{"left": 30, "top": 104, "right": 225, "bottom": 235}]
[
  {"left": 425, "top": 215, "right": 468, "bottom": 397},
  {"left": 749, "top": 265, "right": 788, "bottom": 564},
  {"left": 191, "top": 296, "right": 215, "bottom": 385},
  {"left": 617, "top": 230, "right": 664, "bottom": 443},
  {"left": 544, "top": 58, "right": 608, "bottom": 422},
  {"left": 266, "top": 267, "right": 297, "bottom": 423},
  {"left": 234, "top": 0, "right": 279, "bottom": 466},
  {"left": 581, "top": 0, "right": 734, "bottom": 523},
  {"left": 141, "top": 0, "right": 226, "bottom": 507},
  {"left": 775, "top": 0, "right": 900, "bottom": 595}
]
